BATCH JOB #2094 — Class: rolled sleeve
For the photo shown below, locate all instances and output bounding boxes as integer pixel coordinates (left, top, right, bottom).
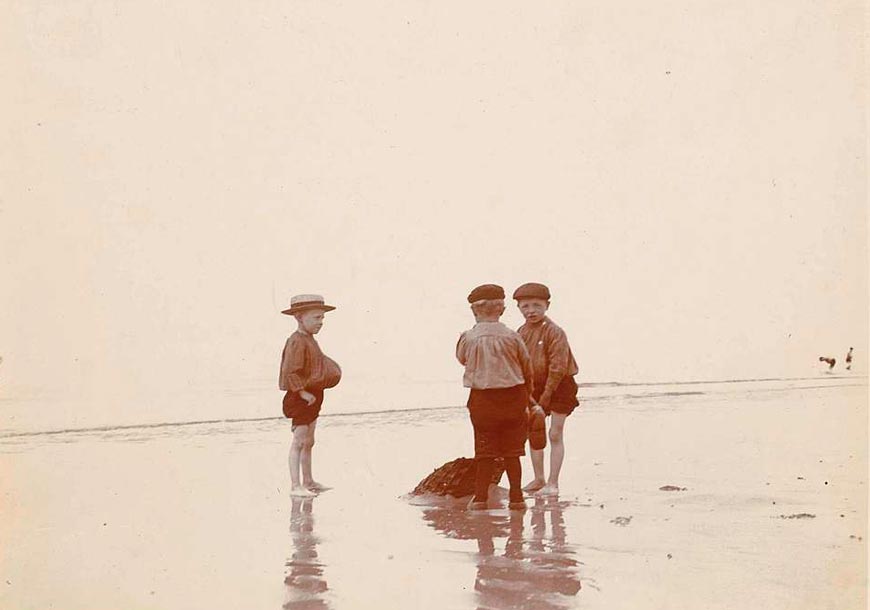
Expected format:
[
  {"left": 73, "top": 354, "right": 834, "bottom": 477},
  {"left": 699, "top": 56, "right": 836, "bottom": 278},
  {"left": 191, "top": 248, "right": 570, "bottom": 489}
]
[{"left": 456, "top": 332, "right": 469, "bottom": 365}]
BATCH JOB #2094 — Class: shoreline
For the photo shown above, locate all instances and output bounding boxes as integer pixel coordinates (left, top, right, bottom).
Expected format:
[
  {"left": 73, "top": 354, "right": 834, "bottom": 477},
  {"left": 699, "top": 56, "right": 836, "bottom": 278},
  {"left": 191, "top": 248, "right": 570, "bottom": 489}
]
[{"left": 1, "top": 374, "right": 864, "bottom": 440}]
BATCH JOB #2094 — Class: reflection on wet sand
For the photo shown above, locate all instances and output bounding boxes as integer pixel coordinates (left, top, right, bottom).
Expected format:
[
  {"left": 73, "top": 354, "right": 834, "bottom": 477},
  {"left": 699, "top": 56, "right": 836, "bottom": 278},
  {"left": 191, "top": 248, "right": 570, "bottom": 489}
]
[
  {"left": 422, "top": 496, "right": 583, "bottom": 609},
  {"left": 283, "top": 497, "right": 331, "bottom": 610}
]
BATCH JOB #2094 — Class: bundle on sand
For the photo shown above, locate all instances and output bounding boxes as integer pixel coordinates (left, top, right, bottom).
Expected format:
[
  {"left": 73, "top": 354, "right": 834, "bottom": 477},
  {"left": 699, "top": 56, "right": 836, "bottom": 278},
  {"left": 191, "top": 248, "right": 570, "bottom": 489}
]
[{"left": 412, "top": 457, "right": 505, "bottom": 498}]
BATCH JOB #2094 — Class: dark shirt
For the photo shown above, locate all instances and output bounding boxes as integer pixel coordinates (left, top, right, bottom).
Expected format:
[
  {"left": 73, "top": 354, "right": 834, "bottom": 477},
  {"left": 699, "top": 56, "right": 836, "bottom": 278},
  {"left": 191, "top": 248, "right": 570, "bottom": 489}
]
[
  {"left": 517, "top": 317, "right": 579, "bottom": 406},
  {"left": 279, "top": 331, "right": 340, "bottom": 392}
]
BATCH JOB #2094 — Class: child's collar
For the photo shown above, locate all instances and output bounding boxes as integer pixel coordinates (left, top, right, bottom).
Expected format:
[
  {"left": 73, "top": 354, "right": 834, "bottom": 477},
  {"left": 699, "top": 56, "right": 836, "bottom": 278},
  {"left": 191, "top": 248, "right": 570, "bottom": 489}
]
[{"left": 527, "top": 317, "right": 550, "bottom": 327}]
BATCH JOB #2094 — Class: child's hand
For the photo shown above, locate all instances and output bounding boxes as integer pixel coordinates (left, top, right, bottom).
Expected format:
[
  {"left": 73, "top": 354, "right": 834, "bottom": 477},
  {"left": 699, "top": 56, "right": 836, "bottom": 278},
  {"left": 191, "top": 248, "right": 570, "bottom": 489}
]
[{"left": 299, "top": 390, "right": 316, "bottom": 406}]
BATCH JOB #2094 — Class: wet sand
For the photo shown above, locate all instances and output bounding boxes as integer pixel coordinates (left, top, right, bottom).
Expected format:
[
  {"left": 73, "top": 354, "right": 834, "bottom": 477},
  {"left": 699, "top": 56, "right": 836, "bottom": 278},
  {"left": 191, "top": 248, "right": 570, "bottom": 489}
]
[{"left": 0, "top": 378, "right": 866, "bottom": 609}]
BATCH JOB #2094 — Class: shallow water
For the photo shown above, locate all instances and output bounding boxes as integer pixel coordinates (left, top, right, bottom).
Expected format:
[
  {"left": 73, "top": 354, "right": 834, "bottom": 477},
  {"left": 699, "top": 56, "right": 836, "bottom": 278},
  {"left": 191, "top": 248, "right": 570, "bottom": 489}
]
[{"left": 0, "top": 377, "right": 866, "bottom": 609}]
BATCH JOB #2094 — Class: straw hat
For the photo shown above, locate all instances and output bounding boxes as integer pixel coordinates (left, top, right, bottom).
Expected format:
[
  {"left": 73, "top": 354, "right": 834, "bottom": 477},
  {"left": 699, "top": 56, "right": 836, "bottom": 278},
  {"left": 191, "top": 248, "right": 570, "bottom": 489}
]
[{"left": 281, "top": 294, "right": 336, "bottom": 315}]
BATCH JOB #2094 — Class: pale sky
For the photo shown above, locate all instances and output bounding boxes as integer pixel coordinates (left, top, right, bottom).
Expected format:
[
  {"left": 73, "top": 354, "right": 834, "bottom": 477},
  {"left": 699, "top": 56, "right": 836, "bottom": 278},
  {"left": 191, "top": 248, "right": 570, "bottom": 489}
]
[{"left": 2, "top": 1, "right": 866, "bottom": 426}]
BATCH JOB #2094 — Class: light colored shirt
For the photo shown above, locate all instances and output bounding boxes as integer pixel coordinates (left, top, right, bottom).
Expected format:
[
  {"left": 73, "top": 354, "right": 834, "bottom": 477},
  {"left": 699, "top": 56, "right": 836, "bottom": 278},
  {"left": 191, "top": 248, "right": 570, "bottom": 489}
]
[
  {"left": 456, "top": 322, "right": 533, "bottom": 390},
  {"left": 517, "top": 317, "right": 579, "bottom": 405}
]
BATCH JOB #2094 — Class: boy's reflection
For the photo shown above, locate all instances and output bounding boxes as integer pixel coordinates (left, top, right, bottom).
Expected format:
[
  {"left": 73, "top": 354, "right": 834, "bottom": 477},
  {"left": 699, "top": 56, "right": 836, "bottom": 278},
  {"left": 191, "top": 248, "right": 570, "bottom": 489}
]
[
  {"left": 422, "top": 496, "right": 582, "bottom": 609},
  {"left": 282, "top": 496, "right": 331, "bottom": 610}
]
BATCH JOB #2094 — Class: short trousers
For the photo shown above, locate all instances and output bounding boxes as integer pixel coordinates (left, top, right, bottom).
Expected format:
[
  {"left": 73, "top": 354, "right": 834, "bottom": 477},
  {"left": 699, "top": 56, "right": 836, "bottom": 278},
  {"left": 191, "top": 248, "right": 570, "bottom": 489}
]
[
  {"left": 467, "top": 384, "right": 528, "bottom": 458},
  {"left": 533, "top": 375, "right": 579, "bottom": 416},
  {"left": 282, "top": 389, "right": 324, "bottom": 427}
]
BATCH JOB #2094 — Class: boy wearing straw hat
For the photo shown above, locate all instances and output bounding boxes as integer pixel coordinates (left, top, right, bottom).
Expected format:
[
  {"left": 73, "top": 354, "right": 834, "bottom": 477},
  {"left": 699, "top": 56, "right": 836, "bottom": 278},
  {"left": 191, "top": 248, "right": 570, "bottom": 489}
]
[{"left": 279, "top": 294, "right": 342, "bottom": 497}]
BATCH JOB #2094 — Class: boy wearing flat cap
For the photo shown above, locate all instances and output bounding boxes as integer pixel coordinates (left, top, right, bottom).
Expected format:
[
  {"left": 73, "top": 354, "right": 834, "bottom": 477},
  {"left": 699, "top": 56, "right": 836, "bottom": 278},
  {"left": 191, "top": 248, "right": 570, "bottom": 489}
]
[
  {"left": 279, "top": 294, "right": 342, "bottom": 497},
  {"left": 513, "top": 282, "right": 579, "bottom": 496},
  {"left": 456, "top": 284, "right": 535, "bottom": 510}
]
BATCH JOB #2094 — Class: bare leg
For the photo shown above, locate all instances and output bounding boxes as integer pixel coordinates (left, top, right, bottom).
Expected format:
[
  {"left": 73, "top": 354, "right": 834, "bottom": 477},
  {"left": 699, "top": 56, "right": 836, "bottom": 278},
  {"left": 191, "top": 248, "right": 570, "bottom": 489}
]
[
  {"left": 540, "top": 413, "right": 567, "bottom": 495},
  {"left": 524, "top": 448, "right": 546, "bottom": 492},
  {"left": 301, "top": 420, "right": 315, "bottom": 486},
  {"left": 302, "top": 421, "right": 331, "bottom": 491},
  {"left": 290, "top": 425, "right": 315, "bottom": 497}
]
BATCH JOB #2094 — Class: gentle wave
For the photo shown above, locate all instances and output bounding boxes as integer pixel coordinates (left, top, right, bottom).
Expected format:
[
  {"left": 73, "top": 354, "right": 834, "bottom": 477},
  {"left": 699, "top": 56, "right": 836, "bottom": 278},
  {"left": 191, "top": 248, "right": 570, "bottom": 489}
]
[
  {"left": 0, "top": 405, "right": 462, "bottom": 440},
  {"left": 0, "top": 374, "right": 863, "bottom": 441},
  {"left": 579, "top": 374, "right": 858, "bottom": 388}
]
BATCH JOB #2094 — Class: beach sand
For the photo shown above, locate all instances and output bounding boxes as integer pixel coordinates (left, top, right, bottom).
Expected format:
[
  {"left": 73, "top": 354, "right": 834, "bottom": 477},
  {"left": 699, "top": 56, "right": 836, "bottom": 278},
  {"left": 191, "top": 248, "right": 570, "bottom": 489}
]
[{"left": 0, "top": 377, "right": 866, "bottom": 609}]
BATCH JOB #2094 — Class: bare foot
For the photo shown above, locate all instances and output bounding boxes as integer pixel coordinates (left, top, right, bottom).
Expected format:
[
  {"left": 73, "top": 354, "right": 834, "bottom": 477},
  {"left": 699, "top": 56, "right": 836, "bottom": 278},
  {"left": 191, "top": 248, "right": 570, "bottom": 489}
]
[
  {"left": 523, "top": 479, "right": 546, "bottom": 493},
  {"left": 536, "top": 484, "right": 559, "bottom": 496},
  {"left": 305, "top": 481, "right": 332, "bottom": 492},
  {"left": 290, "top": 486, "right": 316, "bottom": 497}
]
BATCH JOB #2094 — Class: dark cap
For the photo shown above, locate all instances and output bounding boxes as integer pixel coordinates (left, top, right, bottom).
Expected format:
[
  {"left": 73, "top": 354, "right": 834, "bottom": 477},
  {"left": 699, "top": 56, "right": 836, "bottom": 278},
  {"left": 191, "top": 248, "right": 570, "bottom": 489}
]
[
  {"left": 512, "top": 282, "right": 551, "bottom": 301},
  {"left": 467, "top": 284, "right": 505, "bottom": 303}
]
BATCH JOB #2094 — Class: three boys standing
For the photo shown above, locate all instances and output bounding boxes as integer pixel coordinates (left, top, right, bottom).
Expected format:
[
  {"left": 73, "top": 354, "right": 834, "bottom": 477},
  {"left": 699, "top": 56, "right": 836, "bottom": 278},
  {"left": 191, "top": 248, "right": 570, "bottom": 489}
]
[{"left": 277, "top": 282, "right": 580, "bottom": 508}]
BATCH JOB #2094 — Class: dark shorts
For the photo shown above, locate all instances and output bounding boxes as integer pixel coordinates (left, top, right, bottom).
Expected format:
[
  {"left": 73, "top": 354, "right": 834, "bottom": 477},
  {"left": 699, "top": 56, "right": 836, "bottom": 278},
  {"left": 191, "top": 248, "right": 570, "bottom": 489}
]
[
  {"left": 282, "top": 389, "right": 324, "bottom": 427},
  {"left": 534, "top": 375, "right": 579, "bottom": 416},
  {"left": 467, "top": 385, "right": 528, "bottom": 458}
]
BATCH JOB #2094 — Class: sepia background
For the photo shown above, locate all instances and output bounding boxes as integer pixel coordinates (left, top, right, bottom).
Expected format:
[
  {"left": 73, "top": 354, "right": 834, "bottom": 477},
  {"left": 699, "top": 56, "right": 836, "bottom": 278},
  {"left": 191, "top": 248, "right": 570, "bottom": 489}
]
[
  {"left": 1, "top": 2, "right": 867, "bottom": 609},
  {"left": 2, "top": 1, "right": 866, "bottom": 431}
]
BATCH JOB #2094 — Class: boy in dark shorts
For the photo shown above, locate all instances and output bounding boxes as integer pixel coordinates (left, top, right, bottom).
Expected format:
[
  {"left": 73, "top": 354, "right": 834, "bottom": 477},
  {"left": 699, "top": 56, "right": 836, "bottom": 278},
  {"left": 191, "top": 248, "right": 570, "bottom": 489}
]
[
  {"left": 456, "top": 284, "right": 535, "bottom": 510},
  {"left": 513, "top": 283, "right": 580, "bottom": 496},
  {"left": 279, "top": 294, "right": 342, "bottom": 497}
]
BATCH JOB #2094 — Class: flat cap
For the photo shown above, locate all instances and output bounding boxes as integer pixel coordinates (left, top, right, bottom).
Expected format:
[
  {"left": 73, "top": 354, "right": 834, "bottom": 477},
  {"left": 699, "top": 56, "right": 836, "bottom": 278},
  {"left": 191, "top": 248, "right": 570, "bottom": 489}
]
[
  {"left": 512, "top": 282, "right": 550, "bottom": 300},
  {"left": 467, "top": 284, "right": 505, "bottom": 303}
]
